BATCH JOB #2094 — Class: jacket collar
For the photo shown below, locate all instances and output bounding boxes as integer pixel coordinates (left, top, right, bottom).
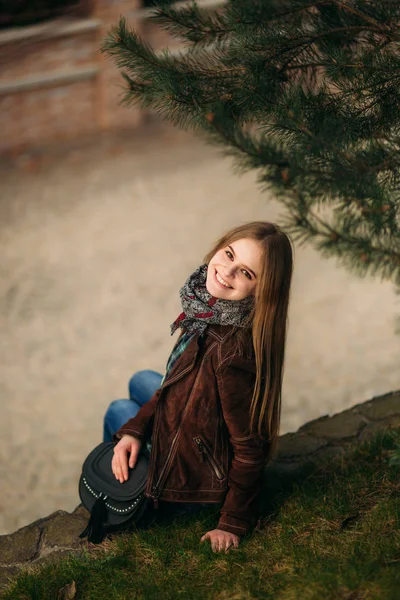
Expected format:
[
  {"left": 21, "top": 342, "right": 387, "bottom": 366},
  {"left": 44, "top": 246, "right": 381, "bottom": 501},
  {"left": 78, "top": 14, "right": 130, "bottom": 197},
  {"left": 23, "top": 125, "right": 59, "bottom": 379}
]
[{"left": 205, "top": 323, "right": 238, "bottom": 342}]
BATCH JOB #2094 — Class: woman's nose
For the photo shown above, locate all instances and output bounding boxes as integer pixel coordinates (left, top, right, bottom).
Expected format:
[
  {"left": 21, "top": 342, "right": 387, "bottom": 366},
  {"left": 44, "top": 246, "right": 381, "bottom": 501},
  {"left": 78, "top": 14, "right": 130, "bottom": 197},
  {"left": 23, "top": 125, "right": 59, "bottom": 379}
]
[{"left": 224, "top": 266, "right": 236, "bottom": 278}]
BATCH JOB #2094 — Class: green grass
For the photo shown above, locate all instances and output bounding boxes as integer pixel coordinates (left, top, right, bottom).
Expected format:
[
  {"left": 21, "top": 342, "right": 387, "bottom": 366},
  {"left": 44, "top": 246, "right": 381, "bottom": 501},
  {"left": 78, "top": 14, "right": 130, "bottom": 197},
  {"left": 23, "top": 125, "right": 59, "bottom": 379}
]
[{"left": 3, "top": 427, "right": 400, "bottom": 600}]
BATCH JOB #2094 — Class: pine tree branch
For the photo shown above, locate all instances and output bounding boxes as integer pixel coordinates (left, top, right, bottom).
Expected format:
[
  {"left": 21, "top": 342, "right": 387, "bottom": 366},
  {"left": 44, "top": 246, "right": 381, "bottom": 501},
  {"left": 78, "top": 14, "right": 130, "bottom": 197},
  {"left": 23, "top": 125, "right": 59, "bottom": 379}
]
[
  {"left": 103, "top": 16, "right": 250, "bottom": 80},
  {"left": 335, "top": 70, "right": 400, "bottom": 103},
  {"left": 204, "top": 113, "right": 268, "bottom": 160},
  {"left": 281, "top": 193, "right": 400, "bottom": 276},
  {"left": 259, "top": 25, "right": 394, "bottom": 64},
  {"left": 147, "top": 3, "right": 231, "bottom": 46},
  {"left": 103, "top": 0, "right": 400, "bottom": 294},
  {"left": 334, "top": 0, "right": 387, "bottom": 29},
  {"left": 285, "top": 61, "right": 362, "bottom": 69},
  {"left": 245, "top": 0, "right": 332, "bottom": 23},
  {"left": 226, "top": 0, "right": 393, "bottom": 30}
]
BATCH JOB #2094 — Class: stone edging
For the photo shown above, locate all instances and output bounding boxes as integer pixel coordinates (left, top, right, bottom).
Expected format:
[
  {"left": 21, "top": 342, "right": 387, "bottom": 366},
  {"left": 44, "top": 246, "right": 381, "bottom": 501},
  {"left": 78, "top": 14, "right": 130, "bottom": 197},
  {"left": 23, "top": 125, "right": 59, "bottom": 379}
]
[{"left": 0, "top": 389, "right": 399, "bottom": 591}]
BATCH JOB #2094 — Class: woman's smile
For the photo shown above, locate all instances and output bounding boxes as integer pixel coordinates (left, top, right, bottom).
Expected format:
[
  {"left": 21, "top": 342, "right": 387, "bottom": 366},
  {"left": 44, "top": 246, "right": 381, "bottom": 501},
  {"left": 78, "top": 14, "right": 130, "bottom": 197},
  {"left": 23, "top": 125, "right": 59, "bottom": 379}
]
[{"left": 214, "top": 268, "right": 233, "bottom": 289}]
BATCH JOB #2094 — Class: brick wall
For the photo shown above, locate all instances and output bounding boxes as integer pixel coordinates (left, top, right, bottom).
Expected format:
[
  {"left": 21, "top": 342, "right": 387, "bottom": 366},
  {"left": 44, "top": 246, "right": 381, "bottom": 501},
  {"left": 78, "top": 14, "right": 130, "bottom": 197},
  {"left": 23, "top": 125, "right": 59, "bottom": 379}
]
[
  {"left": 0, "top": 0, "right": 148, "bottom": 155},
  {"left": 0, "top": 81, "right": 98, "bottom": 151},
  {"left": 0, "top": 0, "right": 206, "bottom": 156},
  {"left": 91, "top": 0, "right": 146, "bottom": 131},
  {"left": 0, "top": 27, "right": 99, "bottom": 153}
]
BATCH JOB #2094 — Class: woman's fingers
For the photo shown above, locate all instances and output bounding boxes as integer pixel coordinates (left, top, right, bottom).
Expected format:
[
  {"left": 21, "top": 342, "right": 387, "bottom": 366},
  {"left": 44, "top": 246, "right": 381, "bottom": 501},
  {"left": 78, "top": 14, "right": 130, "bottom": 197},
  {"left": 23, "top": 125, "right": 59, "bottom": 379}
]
[
  {"left": 118, "top": 450, "right": 129, "bottom": 481},
  {"left": 112, "top": 436, "right": 142, "bottom": 482},
  {"left": 113, "top": 447, "right": 128, "bottom": 482},
  {"left": 200, "top": 530, "right": 240, "bottom": 552},
  {"left": 128, "top": 444, "right": 138, "bottom": 469},
  {"left": 121, "top": 451, "right": 129, "bottom": 481},
  {"left": 112, "top": 453, "right": 124, "bottom": 483}
]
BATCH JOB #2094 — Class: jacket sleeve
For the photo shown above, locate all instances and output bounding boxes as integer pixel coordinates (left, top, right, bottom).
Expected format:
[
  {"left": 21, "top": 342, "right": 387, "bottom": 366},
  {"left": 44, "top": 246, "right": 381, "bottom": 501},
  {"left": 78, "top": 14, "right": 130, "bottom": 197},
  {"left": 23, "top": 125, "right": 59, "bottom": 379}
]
[
  {"left": 112, "top": 387, "right": 162, "bottom": 445},
  {"left": 215, "top": 355, "right": 269, "bottom": 537},
  {"left": 113, "top": 330, "right": 185, "bottom": 444}
]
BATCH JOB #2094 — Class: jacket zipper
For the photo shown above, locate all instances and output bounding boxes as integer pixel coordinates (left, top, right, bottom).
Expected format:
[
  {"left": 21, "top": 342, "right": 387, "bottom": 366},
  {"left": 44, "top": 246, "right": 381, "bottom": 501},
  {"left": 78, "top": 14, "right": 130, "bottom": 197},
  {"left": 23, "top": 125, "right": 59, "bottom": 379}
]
[
  {"left": 147, "top": 362, "right": 197, "bottom": 509},
  {"left": 193, "top": 436, "right": 224, "bottom": 480},
  {"left": 149, "top": 343, "right": 209, "bottom": 507}
]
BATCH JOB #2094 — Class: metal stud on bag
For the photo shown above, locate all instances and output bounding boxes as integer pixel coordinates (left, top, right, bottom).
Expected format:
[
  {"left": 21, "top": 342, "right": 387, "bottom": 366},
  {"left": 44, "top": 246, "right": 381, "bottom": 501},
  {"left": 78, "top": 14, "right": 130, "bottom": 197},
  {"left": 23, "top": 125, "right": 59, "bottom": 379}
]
[{"left": 82, "top": 477, "right": 143, "bottom": 513}]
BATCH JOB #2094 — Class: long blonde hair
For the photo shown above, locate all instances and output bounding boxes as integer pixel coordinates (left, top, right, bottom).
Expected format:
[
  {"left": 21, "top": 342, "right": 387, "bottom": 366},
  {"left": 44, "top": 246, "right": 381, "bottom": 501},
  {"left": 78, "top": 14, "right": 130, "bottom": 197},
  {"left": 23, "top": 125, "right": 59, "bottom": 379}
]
[{"left": 203, "top": 221, "right": 294, "bottom": 465}]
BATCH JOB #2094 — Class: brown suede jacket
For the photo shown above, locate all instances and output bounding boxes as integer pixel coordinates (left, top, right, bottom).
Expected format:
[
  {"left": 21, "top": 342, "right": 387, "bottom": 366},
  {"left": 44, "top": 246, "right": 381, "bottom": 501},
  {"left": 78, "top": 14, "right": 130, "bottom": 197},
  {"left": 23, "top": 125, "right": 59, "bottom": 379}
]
[{"left": 114, "top": 323, "right": 270, "bottom": 538}]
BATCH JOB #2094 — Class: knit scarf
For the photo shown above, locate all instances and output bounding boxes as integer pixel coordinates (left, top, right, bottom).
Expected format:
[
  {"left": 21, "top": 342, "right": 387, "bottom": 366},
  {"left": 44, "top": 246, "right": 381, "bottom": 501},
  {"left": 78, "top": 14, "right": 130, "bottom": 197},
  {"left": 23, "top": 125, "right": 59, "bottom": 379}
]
[{"left": 170, "top": 263, "right": 254, "bottom": 337}]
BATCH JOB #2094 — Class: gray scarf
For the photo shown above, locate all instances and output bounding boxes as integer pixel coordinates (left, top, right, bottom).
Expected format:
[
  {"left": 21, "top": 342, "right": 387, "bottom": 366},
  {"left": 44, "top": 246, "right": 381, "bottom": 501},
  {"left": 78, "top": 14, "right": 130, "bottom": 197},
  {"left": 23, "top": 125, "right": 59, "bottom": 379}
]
[{"left": 170, "top": 263, "right": 254, "bottom": 336}]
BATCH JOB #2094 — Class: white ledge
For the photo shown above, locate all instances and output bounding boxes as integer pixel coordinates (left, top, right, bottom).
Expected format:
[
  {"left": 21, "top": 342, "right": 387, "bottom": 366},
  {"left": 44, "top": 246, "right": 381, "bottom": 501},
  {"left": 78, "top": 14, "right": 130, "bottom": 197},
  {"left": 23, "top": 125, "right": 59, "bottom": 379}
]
[{"left": 0, "top": 66, "right": 99, "bottom": 95}]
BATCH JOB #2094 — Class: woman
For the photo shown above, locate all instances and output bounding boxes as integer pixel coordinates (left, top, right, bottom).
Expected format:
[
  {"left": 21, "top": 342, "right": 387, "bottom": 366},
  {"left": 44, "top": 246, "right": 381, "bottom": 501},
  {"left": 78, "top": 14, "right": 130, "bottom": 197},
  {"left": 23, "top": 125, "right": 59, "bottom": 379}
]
[{"left": 103, "top": 220, "right": 293, "bottom": 553}]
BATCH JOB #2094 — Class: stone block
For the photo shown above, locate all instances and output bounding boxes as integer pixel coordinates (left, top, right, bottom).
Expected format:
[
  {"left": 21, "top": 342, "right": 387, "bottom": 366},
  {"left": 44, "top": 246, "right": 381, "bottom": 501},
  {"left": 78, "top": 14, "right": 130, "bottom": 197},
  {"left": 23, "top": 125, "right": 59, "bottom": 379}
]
[
  {"left": 41, "top": 510, "right": 89, "bottom": 550},
  {"left": 358, "top": 414, "right": 400, "bottom": 442},
  {"left": 355, "top": 392, "right": 400, "bottom": 421},
  {"left": 298, "top": 410, "right": 369, "bottom": 440},
  {"left": 311, "top": 444, "right": 347, "bottom": 465},
  {"left": 0, "top": 522, "right": 40, "bottom": 565},
  {"left": 276, "top": 431, "right": 328, "bottom": 458},
  {"left": 264, "top": 459, "right": 313, "bottom": 480}
]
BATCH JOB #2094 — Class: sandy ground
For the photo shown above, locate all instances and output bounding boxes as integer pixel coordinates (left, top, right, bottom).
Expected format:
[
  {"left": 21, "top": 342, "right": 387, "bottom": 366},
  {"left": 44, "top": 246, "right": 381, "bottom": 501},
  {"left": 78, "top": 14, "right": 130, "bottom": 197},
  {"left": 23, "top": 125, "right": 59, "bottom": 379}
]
[{"left": 1, "top": 122, "right": 399, "bottom": 536}]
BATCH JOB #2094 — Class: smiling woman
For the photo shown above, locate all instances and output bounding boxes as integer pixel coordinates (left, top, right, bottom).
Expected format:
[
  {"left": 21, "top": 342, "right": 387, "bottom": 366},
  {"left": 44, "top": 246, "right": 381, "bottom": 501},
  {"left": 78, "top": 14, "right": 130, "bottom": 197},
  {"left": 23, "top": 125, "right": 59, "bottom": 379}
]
[
  {"left": 206, "top": 238, "right": 262, "bottom": 301},
  {"left": 99, "top": 220, "right": 294, "bottom": 553}
]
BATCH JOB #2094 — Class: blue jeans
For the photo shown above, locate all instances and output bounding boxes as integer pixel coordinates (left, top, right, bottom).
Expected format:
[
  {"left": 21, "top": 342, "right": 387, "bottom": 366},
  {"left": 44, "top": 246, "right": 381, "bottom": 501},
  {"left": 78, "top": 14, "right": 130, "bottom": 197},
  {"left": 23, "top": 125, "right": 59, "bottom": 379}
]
[
  {"left": 103, "top": 369, "right": 163, "bottom": 444},
  {"left": 103, "top": 370, "right": 211, "bottom": 516}
]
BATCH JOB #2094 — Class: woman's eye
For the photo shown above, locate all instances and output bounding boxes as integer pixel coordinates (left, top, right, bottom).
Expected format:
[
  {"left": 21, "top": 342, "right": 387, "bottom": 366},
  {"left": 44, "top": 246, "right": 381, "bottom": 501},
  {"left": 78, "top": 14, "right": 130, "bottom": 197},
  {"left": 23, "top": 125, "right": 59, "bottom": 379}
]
[{"left": 224, "top": 250, "right": 252, "bottom": 280}]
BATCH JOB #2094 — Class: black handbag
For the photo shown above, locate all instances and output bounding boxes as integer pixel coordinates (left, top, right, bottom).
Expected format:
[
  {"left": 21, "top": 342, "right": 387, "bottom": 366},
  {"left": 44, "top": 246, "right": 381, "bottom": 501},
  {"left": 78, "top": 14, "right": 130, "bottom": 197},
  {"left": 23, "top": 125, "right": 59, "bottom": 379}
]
[{"left": 78, "top": 441, "right": 153, "bottom": 544}]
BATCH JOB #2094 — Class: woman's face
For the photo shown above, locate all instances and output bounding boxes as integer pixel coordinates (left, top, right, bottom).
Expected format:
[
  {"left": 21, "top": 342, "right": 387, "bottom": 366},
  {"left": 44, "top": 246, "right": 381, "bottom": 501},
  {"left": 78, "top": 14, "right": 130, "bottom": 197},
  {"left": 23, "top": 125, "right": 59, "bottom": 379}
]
[{"left": 206, "top": 237, "right": 263, "bottom": 301}]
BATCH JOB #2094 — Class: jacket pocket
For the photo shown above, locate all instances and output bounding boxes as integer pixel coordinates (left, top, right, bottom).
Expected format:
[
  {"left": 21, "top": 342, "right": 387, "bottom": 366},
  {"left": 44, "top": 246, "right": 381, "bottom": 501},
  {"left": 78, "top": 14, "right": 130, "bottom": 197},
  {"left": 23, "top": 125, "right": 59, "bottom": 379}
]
[{"left": 193, "top": 436, "right": 225, "bottom": 481}]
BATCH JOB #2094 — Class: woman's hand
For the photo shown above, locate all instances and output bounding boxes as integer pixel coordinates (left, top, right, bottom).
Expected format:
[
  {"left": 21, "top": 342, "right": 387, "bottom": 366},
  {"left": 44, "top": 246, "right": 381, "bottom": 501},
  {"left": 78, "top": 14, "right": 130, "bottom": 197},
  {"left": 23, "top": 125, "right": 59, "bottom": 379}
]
[
  {"left": 200, "top": 529, "right": 240, "bottom": 553},
  {"left": 112, "top": 434, "right": 142, "bottom": 483}
]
